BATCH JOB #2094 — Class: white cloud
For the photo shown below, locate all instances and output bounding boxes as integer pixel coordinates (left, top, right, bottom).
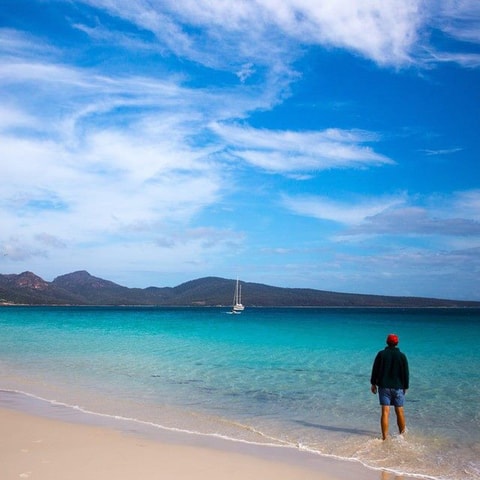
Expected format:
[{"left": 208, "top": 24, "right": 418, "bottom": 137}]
[
  {"left": 261, "top": 0, "right": 421, "bottom": 66},
  {"left": 283, "top": 191, "right": 480, "bottom": 240},
  {"left": 333, "top": 246, "right": 480, "bottom": 299},
  {"left": 0, "top": 127, "right": 224, "bottom": 233},
  {"left": 144, "top": 0, "right": 422, "bottom": 66},
  {"left": 282, "top": 194, "right": 405, "bottom": 225},
  {"left": 349, "top": 207, "right": 480, "bottom": 237},
  {"left": 0, "top": 28, "right": 60, "bottom": 58},
  {"left": 436, "top": 190, "right": 480, "bottom": 222},
  {"left": 212, "top": 123, "right": 393, "bottom": 174},
  {"left": 420, "top": 147, "right": 463, "bottom": 156},
  {"left": 236, "top": 63, "right": 255, "bottom": 83},
  {"left": 435, "top": 0, "right": 480, "bottom": 44},
  {"left": 424, "top": 50, "right": 480, "bottom": 68},
  {"left": 0, "top": 105, "right": 39, "bottom": 131},
  {"left": 73, "top": 0, "right": 480, "bottom": 70},
  {"left": 0, "top": 67, "right": 230, "bottom": 252},
  {"left": 0, "top": 61, "right": 92, "bottom": 90},
  {"left": 0, "top": 30, "right": 281, "bottom": 277}
]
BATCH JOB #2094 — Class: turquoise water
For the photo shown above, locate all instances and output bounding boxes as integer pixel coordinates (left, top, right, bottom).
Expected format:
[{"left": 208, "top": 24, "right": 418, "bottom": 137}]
[{"left": 1, "top": 306, "right": 479, "bottom": 480}]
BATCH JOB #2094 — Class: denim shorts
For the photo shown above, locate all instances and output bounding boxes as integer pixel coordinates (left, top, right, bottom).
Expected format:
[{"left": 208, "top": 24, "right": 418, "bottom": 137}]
[{"left": 378, "top": 387, "right": 405, "bottom": 407}]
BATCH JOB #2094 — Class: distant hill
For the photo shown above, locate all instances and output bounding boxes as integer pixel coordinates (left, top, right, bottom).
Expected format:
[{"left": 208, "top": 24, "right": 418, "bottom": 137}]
[{"left": 1, "top": 270, "right": 479, "bottom": 307}]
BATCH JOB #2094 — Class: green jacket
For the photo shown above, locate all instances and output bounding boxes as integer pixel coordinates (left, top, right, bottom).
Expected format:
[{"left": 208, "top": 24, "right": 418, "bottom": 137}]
[{"left": 370, "top": 346, "right": 409, "bottom": 389}]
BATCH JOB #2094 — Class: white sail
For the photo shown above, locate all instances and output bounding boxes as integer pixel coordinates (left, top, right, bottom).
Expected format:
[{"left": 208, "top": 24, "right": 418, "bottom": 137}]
[{"left": 232, "top": 278, "right": 244, "bottom": 312}]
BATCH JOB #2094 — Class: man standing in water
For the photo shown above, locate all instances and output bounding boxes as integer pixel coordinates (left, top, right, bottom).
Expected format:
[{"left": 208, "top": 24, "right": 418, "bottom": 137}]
[{"left": 370, "top": 334, "right": 409, "bottom": 440}]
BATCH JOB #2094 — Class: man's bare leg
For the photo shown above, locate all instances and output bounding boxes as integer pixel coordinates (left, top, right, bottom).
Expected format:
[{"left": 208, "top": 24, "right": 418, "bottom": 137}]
[
  {"left": 381, "top": 405, "right": 390, "bottom": 440},
  {"left": 394, "top": 406, "right": 406, "bottom": 435}
]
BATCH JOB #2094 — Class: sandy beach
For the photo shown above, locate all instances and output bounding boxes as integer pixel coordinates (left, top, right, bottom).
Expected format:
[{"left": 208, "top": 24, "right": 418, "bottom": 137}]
[{"left": 0, "top": 406, "right": 392, "bottom": 480}]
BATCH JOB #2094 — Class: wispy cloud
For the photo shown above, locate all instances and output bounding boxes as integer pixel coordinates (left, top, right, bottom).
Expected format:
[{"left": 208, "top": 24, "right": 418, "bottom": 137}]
[
  {"left": 437, "top": 190, "right": 480, "bottom": 221},
  {"left": 282, "top": 194, "right": 406, "bottom": 225},
  {"left": 212, "top": 123, "right": 394, "bottom": 175},
  {"left": 423, "top": 50, "right": 480, "bottom": 68},
  {"left": 71, "top": 0, "right": 480, "bottom": 70},
  {"left": 0, "top": 105, "right": 40, "bottom": 131},
  {"left": 283, "top": 191, "right": 480, "bottom": 238},
  {"left": 349, "top": 207, "right": 480, "bottom": 237},
  {"left": 75, "top": 0, "right": 421, "bottom": 67},
  {"left": 420, "top": 147, "right": 463, "bottom": 156},
  {"left": 434, "top": 0, "right": 480, "bottom": 44},
  {"left": 0, "top": 28, "right": 60, "bottom": 58},
  {"left": 330, "top": 246, "right": 480, "bottom": 299}
]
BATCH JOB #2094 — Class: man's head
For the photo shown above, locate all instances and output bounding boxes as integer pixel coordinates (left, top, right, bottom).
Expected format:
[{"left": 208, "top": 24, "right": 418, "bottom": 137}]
[{"left": 386, "top": 333, "right": 399, "bottom": 346}]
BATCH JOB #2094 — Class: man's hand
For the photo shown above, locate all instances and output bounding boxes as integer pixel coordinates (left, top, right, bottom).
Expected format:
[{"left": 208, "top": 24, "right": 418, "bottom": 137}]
[{"left": 371, "top": 384, "right": 377, "bottom": 394}]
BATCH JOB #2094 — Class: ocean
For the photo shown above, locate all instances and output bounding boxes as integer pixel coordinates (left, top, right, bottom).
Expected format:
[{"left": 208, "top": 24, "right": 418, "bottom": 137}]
[{"left": 0, "top": 306, "right": 479, "bottom": 480}]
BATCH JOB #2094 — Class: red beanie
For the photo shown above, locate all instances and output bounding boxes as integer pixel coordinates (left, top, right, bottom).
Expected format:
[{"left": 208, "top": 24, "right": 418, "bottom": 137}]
[{"left": 387, "top": 334, "right": 399, "bottom": 345}]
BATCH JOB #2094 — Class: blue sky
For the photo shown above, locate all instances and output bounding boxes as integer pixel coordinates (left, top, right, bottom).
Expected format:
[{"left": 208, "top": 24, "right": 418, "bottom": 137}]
[{"left": 1, "top": 1, "right": 479, "bottom": 300}]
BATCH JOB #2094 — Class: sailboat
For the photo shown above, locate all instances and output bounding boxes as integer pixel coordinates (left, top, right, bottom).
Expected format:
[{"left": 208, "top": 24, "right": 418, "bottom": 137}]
[{"left": 232, "top": 278, "right": 245, "bottom": 313}]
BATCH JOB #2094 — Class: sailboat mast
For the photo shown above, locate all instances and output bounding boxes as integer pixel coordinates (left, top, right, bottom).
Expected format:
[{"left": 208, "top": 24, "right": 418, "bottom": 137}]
[{"left": 232, "top": 278, "right": 245, "bottom": 312}]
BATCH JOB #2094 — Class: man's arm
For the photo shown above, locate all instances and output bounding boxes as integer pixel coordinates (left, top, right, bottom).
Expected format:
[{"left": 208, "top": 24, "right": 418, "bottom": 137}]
[
  {"left": 402, "top": 353, "right": 409, "bottom": 390},
  {"left": 370, "top": 352, "right": 381, "bottom": 394}
]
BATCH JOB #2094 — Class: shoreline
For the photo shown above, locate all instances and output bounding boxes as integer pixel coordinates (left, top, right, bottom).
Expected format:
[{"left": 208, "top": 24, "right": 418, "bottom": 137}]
[
  {"left": 0, "top": 390, "right": 415, "bottom": 480},
  {"left": 0, "top": 406, "right": 383, "bottom": 480}
]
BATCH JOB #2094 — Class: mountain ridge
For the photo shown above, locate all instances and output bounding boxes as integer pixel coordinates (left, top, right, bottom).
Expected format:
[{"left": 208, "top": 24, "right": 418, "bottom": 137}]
[{"left": 0, "top": 270, "right": 479, "bottom": 307}]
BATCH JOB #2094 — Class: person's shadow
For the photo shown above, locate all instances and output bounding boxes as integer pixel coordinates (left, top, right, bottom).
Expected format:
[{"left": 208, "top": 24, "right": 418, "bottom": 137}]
[{"left": 293, "top": 419, "right": 375, "bottom": 436}]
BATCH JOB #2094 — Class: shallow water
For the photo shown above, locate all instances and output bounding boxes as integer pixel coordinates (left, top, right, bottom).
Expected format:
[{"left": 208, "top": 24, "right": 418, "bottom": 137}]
[{"left": 0, "top": 306, "right": 479, "bottom": 479}]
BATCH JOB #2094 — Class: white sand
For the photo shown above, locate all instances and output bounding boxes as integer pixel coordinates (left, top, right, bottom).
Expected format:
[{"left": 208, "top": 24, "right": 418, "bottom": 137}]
[{"left": 0, "top": 406, "right": 388, "bottom": 480}]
